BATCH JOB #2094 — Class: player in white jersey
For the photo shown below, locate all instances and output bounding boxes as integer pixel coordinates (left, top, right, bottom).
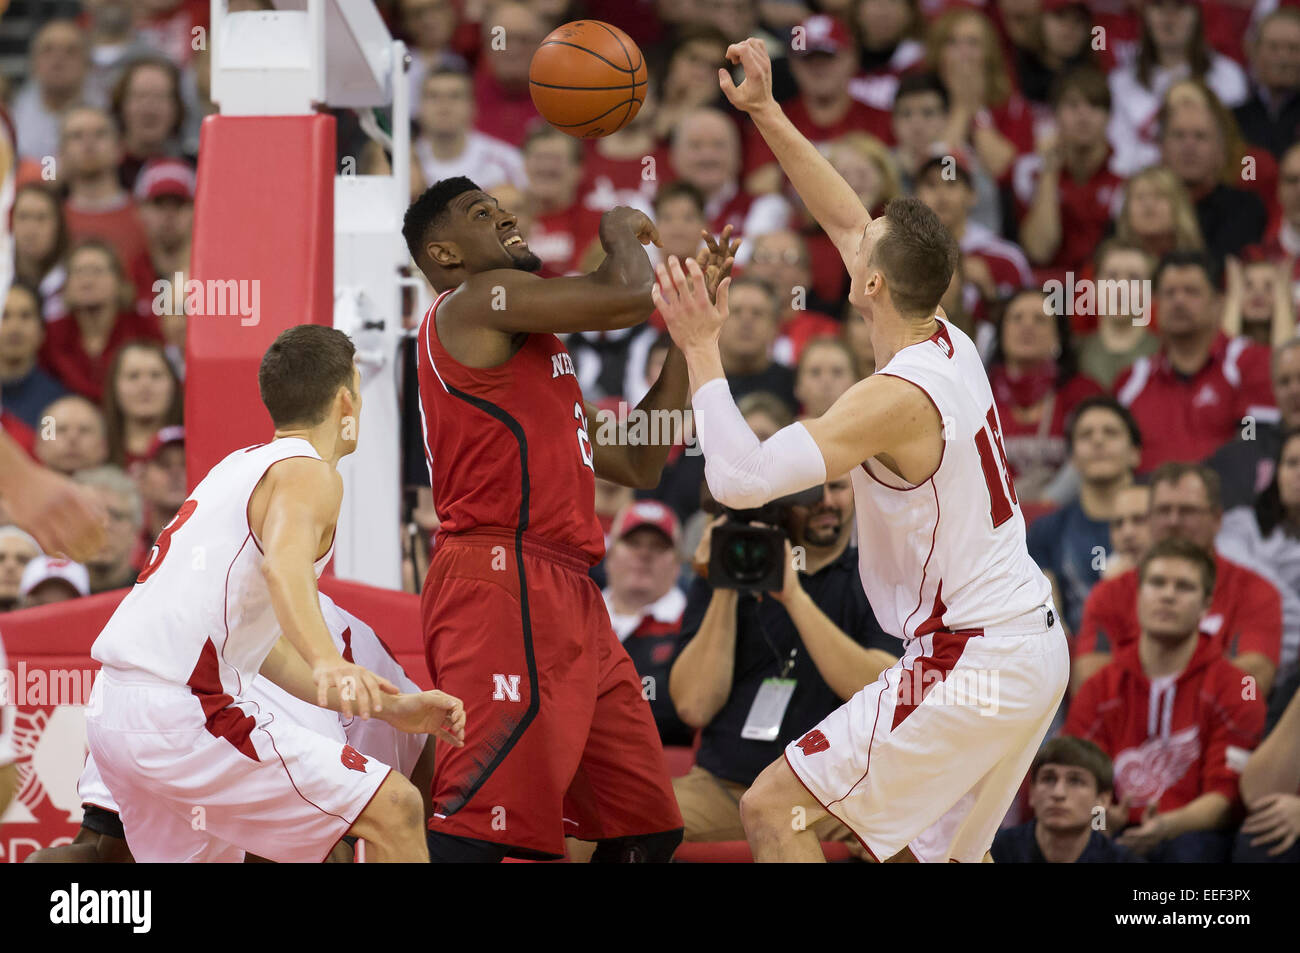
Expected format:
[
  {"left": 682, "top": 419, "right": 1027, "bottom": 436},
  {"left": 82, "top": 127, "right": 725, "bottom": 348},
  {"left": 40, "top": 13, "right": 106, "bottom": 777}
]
[
  {"left": 651, "top": 39, "right": 1068, "bottom": 863},
  {"left": 86, "top": 326, "right": 464, "bottom": 863},
  {"left": 30, "top": 592, "right": 433, "bottom": 863}
]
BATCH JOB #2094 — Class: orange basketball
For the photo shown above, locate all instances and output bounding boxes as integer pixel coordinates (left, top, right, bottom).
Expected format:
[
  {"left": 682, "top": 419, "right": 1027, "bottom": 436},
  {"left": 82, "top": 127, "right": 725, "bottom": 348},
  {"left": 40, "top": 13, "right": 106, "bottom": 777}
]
[{"left": 528, "top": 20, "right": 648, "bottom": 139}]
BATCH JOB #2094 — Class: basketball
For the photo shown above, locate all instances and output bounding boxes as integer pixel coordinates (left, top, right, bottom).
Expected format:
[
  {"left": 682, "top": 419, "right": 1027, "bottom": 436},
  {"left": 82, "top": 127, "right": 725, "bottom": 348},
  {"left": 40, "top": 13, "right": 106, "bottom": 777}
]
[{"left": 528, "top": 20, "right": 648, "bottom": 139}]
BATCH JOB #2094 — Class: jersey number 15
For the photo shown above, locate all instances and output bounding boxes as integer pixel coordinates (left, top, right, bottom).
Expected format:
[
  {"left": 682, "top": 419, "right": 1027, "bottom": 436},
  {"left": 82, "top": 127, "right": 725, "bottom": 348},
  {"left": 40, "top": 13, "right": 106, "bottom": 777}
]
[{"left": 973, "top": 405, "right": 1019, "bottom": 528}]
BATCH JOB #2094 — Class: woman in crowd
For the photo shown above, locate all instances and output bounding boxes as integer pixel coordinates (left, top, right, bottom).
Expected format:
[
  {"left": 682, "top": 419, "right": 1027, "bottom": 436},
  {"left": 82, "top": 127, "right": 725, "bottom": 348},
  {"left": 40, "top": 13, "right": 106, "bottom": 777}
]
[
  {"left": 1218, "top": 429, "right": 1300, "bottom": 677},
  {"left": 1224, "top": 254, "right": 1298, "bottom": 351},
  {"left": 848, "top": 0, "right": 926, "bottom": 109},
  {"left": 111, "top": 57, "right": 194, "bottom": 191},
  {"left": 988, "top": 288, "right": 1103, "bottom": 504},
  {"left": 1107, "top": 0, "right": 1249, "bottom": 176},
  {"left": 1076, "top": 239, "right": 1160, "bottom": 390},
  {"left": 38, "top": 240, "right": 163, "bottom": 404},
  {"left": 925, "top": 8, "right": 1034, "bottom": 182},
  {"left": 102, "top": 340, "right": 183, "bottom": 469},
  {"left": 11, "top": 184, "right": 69, "bottom": 322},
  {"left": 1113, "top": 166, "right": 1205, "bottom": 263},
  {"left": 794, "top": 337, "right": 858, "bottom": 419}
]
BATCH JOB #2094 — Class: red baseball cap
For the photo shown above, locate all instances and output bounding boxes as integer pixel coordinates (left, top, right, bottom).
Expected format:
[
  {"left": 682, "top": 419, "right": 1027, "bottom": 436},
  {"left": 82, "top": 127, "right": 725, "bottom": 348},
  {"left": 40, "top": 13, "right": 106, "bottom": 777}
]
[
  {"left": 793, "top": 15, "right": 853, "bottom": 56},
  {"left": 134, "top": 158, "right": 196, "bottom": 202},
  {"left": 611, "top": 500, "right": 681, "bottom": 546},
  {"left": 142, "top": 425, "right": 185, "bottom": 463}
]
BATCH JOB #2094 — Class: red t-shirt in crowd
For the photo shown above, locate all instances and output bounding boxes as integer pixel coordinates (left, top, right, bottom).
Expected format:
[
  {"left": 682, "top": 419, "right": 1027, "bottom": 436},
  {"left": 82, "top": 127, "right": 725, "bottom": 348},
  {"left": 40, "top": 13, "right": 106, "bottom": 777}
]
[
  {"left": 38, "top": 310, "right": 165, "bottom": 403},
  {"left": 1064, "top": 636, "right": 1264, "bottom": 824},
  {"left": 1011, "top": 151, "right": 1126, "bottom": 274},
  {"left": 136, "top": 0, "right": 209, "bottom": 66},
  {"left": 472, "top": 64, "right": 542, "bottom": 148},
  {"left": 64, "top": 196, "right": 154, "bottom": 297},
  {"left": 773, "top": 310, "right": 841, "bottom": 368},
  {"left": 1074, "top": 552, "right": 1283, "bottom": 666},
  {"left": 578, "top": 140, "right": 668, "bottom": 212},
  {"left": 992, "top": 370, "right": 1104, "bottom": 488},
  {"left": 1115, "top": 333, "right": 1277, "bottom": 474},
  {"left": 528, "top": 202, "right": 605, "bottom": 276},
  {"left": 742, "top": 96, "right": 893, "bottom": 179}
]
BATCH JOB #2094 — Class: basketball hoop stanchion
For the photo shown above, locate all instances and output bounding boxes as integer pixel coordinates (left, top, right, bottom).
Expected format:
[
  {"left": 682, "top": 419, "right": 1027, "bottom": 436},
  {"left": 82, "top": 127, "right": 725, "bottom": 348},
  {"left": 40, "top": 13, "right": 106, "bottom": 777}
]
[{"left": 199, "top": 1, "right": 412, "bottom": 589}]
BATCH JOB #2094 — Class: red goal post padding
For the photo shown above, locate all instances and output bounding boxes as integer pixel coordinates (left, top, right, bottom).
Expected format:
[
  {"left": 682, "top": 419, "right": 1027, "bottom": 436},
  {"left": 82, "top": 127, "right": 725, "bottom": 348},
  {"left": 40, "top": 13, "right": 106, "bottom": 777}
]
[
  {"left": 185, "top": 114, "right": 336, "bottom": 493},
  {"left": 0, "top": 579, "right": 423, "bottom": 862}
]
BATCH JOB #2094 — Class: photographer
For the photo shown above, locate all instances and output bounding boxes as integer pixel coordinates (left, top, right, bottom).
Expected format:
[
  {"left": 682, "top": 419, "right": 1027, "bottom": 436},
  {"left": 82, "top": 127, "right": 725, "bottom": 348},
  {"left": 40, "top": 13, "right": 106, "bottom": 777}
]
[{"left": 668, "top": 475, "right": 897, "bottom": 847}]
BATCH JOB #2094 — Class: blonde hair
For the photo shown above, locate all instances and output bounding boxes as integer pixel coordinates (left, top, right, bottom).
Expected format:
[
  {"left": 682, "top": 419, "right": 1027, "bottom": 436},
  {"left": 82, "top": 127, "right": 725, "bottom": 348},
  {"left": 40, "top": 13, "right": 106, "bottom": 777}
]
[
  {"left": 1159, "top": 79, "right": 1249, "bottom": 189},
  {"left": 926, "top": 9, "right": 1012, "bottom": 108},
  {"left": 829, "top": 132, "right": 902, "bottom": 209},
  {"left": 1115, "top": 166, "right": 1204, "bottom": 253}
]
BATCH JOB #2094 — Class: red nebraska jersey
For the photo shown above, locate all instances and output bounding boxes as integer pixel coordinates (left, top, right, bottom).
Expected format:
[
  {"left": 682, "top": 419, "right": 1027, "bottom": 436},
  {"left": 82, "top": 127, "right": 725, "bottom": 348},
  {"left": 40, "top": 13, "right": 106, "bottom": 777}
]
[
  {"left": 1074, "top": 552, "right": 1282, "bottom": 666},
  {"left": 415, "top": 289, "right": 604, "bottom": 564},
  {"left": 1065, "top": 637, "right": 1264, "bottom": 822},
  {"left": 1116, "top": 334, "right": 1277, "bottom": 474}
]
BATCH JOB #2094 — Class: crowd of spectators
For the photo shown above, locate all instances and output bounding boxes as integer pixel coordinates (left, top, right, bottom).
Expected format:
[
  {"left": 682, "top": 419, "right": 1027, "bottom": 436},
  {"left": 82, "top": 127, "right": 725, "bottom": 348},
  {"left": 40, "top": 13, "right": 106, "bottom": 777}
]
[{"left": 3, "top": 0, "right": 1300, "bottom": 863}]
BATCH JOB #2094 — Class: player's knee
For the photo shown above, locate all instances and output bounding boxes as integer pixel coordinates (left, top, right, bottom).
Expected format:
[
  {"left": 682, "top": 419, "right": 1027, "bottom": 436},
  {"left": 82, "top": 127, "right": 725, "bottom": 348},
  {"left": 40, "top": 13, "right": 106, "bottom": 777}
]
[
  {"left": 358, "top": 774, "right": 424, "bottom": 841},
  {"left": 739, "top": 778, "right": 783, "bottom": 834}
]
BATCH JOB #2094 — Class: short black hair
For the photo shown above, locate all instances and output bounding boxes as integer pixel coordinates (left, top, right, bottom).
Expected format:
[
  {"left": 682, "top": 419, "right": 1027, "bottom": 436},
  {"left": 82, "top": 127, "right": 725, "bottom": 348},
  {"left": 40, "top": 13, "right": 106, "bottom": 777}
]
[
  {"left": 653, "top": 180, "right": 707, "bottom": 217},
  {"left": 893, "top": 71, "right": 949, "bottom": 113},
  {"left": 1154, "top": 249, "right": 1221, "bottom": 291},
  {"left": 258, "top": 325, "right": 356, "bottom": 428},
  {"left": 402, "top": 176, "right": 481, "bottom": 268},
  {"left": 1065, "top": 394, "right": 1142, "bottom": 451}
]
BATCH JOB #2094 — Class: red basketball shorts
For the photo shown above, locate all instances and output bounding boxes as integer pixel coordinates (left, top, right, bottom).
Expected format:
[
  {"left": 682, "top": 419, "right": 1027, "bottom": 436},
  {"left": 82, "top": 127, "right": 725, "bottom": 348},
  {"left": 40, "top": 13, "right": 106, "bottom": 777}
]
[{"left": 421, "top": 528, "right": 682, "bottom": 857}]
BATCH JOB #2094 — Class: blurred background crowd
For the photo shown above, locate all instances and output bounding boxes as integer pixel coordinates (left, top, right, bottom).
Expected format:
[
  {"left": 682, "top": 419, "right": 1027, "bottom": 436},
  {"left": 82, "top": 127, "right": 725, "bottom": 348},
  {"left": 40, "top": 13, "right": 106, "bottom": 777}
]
[{"left": 2, "top": 0, "right": 1300, "bottom": 863}]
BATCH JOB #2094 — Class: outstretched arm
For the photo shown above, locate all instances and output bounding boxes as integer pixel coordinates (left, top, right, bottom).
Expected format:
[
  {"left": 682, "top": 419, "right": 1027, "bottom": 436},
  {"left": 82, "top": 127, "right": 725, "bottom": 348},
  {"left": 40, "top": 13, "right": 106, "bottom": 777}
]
[
  {"left": 653, "top": 256, "right": 935, "bottom": 508},
  {"left": 0, "top": 431, "right": 106, "bottom": 560},
  {"left": 591, "top": 227, "right": 738, "bottom": 488},
  {"left": 441, "top": 206, "right": 662, "bottom": 336},
  {"left": 719, "top": 38, "right": 871, "bottom": 267}
]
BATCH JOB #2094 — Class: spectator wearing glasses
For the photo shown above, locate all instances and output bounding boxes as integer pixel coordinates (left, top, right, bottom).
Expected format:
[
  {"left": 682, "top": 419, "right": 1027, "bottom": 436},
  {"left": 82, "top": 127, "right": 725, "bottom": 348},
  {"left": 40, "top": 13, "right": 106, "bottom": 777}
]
[
  {"left": 72, "top": 465, "right": 144, "bottom": 592},
  {"left": 1073, "top": 463, "right": 1283, "bottom": 700}
]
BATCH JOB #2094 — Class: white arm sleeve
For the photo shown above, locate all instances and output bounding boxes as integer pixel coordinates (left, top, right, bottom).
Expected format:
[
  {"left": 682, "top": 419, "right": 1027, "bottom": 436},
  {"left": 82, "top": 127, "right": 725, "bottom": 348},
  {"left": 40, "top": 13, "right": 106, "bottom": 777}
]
[{"left": 691, "top": 378, "right": 828, "bottom": 509}]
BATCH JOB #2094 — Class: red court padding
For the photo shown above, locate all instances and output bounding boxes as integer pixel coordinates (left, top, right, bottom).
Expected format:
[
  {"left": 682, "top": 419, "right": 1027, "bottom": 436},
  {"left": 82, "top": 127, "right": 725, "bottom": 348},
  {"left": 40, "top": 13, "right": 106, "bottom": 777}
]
[
  {"left": 0, "top": 579, "right": 420, "bottom": 861},
  {"left": 186, "top": 114, "right": 336, "bottom": 492}
]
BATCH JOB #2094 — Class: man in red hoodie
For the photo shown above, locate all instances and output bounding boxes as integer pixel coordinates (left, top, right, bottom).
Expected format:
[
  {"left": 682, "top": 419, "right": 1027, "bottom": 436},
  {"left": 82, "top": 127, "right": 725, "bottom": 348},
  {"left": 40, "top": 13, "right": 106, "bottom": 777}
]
[
  {"left": 1072, "top": 462, "right": 1282, "bottom": 698},
  {"left": 1065, "top": 537, "right": 1265, "bottom": 862}
]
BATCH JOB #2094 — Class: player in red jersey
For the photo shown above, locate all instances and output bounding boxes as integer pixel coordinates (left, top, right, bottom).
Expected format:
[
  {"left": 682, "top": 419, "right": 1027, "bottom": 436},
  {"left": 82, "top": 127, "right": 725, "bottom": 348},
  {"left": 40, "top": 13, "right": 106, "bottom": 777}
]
[{"left": 402, "top": 177, "right": 736, "bottom": 861}]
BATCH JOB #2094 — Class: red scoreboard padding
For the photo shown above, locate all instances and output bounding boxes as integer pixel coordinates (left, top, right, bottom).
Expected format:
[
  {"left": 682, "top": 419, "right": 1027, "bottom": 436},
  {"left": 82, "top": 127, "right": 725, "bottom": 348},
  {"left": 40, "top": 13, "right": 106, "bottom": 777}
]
[
  {"left": 0, "top": 580, "right": 422, "bottom": 862},
  {"left": 186, "top": 114, "right": 335, "bottom": 493}
]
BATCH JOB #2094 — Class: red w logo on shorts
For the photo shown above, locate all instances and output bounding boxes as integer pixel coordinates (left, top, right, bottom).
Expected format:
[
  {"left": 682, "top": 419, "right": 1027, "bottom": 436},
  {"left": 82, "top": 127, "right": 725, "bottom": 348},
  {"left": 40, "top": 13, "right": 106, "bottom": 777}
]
[
  {"left": 796, "top": 730, "right": 830, "bottom": 755},
  {"left": 341, "top": 745, "right": 369, "bottom": 772}
]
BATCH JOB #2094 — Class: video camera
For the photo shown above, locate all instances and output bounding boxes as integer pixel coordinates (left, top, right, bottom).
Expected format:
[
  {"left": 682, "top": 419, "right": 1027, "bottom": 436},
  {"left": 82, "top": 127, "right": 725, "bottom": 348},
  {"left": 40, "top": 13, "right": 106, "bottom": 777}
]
[{"left": 708, "top": 485, "right": 825, "bottom": 592}]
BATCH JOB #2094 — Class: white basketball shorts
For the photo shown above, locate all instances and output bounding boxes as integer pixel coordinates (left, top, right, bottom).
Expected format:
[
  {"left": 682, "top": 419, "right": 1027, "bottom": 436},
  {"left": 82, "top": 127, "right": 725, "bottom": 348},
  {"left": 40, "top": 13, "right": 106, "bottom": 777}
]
[
  {"left": 85, "top": 670, "right": 391, "bottom": 863},
  {"left": 783, "top": 605, "right": 1069, "bottom": 863}
]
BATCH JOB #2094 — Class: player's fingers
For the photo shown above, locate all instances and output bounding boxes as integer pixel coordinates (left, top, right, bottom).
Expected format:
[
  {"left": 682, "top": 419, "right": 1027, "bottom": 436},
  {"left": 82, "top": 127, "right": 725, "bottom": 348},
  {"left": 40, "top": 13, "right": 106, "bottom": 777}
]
[
  {"left": 1250, "top": 821, "right": 1288, "bottom": 847},
  {"left": 375, "top": 674, "right": 399, "bottom": 695},
  {"left": 718, "top": 68, "right": 738, "bottom": 101},
  {"left": 684, "top": 256, "right": 708, "bottom": 300},
  {"left": 724, "top": 43, "right": 746, "bottom": 64},
  {"left": 668, "top": 255, "right": 694, "bottom": 298},
  {"left": 715, "top": 275, "right": 731, "bottom": 314},
  {"left": 316, "top": 674, "right": 331, "bottom": 710},
  {"left": 1269, "top": 831, "right": 1298, "bottom": 856}
]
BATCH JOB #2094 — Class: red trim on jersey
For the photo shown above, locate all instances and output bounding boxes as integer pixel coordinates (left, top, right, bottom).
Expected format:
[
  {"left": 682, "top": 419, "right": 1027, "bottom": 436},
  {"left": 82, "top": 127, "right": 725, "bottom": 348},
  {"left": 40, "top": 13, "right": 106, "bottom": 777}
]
[
  {"left": 244, "top": 452, "right": 336, "bottom": 565},
  {"left": 902, "top": 480, "right": 943, "bottom": 638},
  {"left": 890, "top": 630, "right": 973, "bottom": 731},
  {"left": 781, "top": 749, "right": 881, "bottom": 862},
  {"left": 220, "top": 533, "right": 254, "bottom": 697},
  {"left": 913, "top": 581, "right": 948, "bottom": 639},
  {"left": 340, "top": 625, "right": 354, "bottom": 663},
  {"left": 186, "top": 638, "right": 259, "bottom": 761}
]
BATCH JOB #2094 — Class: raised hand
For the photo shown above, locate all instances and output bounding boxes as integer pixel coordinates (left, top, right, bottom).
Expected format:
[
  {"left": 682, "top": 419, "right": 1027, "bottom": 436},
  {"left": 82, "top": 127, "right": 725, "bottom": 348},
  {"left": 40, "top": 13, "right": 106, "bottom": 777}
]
[
  {"left": 718, "top": 38, "right": 775, "bottom": 115},
  {"left": 694, "top": 224, "right": 741, "bottom": 303},
  {"left": 601, "top": 206, "right": 662, "bottom": 248},
  {"left": 653, "top": 255, "right": 732, "bottom": 355}
]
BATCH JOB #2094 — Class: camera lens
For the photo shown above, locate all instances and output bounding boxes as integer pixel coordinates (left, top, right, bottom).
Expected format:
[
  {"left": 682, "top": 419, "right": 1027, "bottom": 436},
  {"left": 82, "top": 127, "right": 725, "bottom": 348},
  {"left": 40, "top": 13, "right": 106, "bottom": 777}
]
[{"left": 722, "top": 535, "right": 775, "bottom": 584}]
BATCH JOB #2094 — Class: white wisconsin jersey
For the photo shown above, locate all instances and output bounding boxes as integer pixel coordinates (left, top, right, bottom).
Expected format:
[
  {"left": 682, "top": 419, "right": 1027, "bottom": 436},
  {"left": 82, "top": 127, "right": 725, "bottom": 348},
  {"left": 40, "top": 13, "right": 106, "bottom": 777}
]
[
  {"left": 850, "top": 318, "right": 1051, "bottom": 640},
  {"left": 92, "top": 438, "right": 335, "bottom": 694}
]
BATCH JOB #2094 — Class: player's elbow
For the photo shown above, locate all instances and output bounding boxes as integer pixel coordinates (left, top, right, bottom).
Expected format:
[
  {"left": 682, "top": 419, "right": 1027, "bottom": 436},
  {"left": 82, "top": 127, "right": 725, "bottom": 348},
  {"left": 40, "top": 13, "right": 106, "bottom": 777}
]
[{"left": 704, "top": 460, "right": 771, "bottom": 510}]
